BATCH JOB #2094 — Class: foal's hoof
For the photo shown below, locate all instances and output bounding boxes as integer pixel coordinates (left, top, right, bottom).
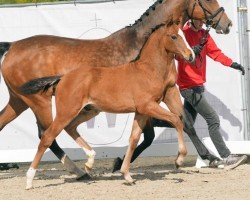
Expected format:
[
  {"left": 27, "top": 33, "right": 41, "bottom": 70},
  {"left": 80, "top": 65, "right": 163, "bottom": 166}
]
[
  {"left": 125, "top": 179, "right": 136, "bottom": 185},
  {"left": 175, "top": 160, "right": 184, "bottom": 169},
  {"left": 123, "top": 173, "right": 136, "bottom": 185},
  {"left": 25, "top": 185, "right": 34, "bottom": 190}
]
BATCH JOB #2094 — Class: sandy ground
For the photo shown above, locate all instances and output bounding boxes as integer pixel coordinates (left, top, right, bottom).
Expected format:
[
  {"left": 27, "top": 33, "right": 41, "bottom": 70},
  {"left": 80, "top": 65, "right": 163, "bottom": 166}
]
[{"left": 0, "top": 156, "right": 249, "bottom": 200}]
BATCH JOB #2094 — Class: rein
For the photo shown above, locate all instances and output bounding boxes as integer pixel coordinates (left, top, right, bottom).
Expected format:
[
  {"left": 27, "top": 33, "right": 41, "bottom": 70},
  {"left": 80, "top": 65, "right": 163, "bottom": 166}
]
[
  {"left": 200, "top": 22, "right": 212, "bottom": 47},
  {"left": 188, "top": 0, "right": 225, "bottom": 29}
]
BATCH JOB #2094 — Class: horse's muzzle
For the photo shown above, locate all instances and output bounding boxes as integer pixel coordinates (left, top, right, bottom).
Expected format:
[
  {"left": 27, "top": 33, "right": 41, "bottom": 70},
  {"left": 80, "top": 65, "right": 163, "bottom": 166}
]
[{"left": 216, "top": 21, "right": 232, "bottom": 34}]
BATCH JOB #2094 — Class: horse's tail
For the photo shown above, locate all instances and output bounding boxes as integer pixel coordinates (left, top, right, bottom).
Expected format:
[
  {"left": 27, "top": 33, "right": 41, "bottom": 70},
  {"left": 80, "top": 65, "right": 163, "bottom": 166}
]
[
  {"left": 0, "top": 42, "right": 11, "bottom": 83},
  {"left": 20, "top": 76, "right": 62, "bottom": 95}
]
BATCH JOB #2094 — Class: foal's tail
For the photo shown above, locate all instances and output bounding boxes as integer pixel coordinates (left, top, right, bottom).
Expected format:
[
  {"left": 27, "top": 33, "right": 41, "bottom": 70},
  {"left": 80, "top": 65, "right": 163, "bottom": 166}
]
[
  {"left": 20, "top": 76, "right": 62, "bottom": 95},
  {"left": 0, "top": 42, "right": 11, "bottom": 83}
]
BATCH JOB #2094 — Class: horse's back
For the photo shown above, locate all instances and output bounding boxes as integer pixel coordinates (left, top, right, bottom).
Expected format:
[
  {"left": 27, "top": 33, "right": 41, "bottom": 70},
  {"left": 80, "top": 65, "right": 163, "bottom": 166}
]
[{"left": 1, "top": 35, "right": 105, "bottom": 88}]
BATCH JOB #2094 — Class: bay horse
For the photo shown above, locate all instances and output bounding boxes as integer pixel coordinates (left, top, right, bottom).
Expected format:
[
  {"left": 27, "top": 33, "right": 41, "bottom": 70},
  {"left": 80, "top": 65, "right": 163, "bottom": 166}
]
[
  {"left": 22, "top": 21, "right": 194, "bottom": 189},
  {"left": 0, "top": 0, "right": 232, "bottom": 177}
]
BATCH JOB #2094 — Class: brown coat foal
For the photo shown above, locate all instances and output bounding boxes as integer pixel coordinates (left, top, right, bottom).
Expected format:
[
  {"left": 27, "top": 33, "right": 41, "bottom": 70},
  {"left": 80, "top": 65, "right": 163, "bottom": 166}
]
[{"left": 24, "top": 22, "right": 194, "bottom": 189}]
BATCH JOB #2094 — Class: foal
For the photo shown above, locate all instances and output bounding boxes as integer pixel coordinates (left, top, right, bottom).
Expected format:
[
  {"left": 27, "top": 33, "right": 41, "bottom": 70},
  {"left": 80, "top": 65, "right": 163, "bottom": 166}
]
[{"left": 25, "top": 22, "right": 194, "bottom": 189}]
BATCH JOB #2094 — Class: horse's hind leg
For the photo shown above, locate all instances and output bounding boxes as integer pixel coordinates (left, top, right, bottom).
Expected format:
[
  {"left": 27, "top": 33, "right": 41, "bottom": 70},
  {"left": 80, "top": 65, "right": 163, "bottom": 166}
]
[
  {"left": 120, "top": 113, "right": 148, "bottom": 184},
  {"left": 0, "top": 92, "right": 28, "bottom": 131},
  {"left": 137, "top": 101, "right": 187, "bottom": 168},
  {"left": 26, "top": 97, "right": 86, "bottom": 180},
  {"left": 65, "top": 109, "right": 100, "bottom": 174}
]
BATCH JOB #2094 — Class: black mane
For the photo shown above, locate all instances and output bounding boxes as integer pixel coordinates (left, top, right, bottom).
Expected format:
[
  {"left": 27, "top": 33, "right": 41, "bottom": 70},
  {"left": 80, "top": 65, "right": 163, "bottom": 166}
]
[{"left": 129, "top": 0, "right": 164, "bottom": 27}]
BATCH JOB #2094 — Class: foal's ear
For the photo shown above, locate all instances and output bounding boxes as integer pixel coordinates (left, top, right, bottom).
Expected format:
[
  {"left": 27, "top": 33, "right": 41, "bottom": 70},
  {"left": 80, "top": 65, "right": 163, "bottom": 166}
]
[{"left": 166, "top": 20, "right": 174, "bottom": 27}]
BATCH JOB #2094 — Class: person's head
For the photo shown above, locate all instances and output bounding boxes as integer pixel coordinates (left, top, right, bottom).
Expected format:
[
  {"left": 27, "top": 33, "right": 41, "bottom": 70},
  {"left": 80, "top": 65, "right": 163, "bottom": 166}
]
[{"left": 190, "top": 20, "right": 204, "bottom": 31}]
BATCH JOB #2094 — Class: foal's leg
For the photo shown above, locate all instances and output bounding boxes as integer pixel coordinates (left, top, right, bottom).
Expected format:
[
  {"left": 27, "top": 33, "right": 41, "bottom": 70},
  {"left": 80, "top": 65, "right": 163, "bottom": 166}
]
[
  {"left": 120, "top": 114, "right": 148, "bottom": 183},
  {"left": 26, "top": 91, "right": 89, "bottom": 189},
  {"left": 163, "top": 86, "right": 188, "bottom": 167},
  {"left": 25, "top": 96, "right": 87, "bottom": 189},
  {"left": 0, "top": 92, "right": 28, "bottom": 131},
  {"left": 32, "top": 96, "right": 86, "bottom": 178},
  {"left": 65, "top": 109, "right": 100, "bottom": 173},
  {"left": 137, "top": 101, "right": 187, "bottom": 168},
  {"left": 26, "top": 113, "right": 84, "bottom": 188},
  {"left": 163, "top": 86, "right": 218, "bottom": 162}
]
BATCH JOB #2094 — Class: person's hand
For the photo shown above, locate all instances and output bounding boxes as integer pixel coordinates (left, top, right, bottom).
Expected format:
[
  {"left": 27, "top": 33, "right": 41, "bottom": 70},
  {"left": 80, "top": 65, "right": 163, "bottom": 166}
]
[
  {"left": 230, "top": 62, "right": 245, "bottom": 75},
  {"left": 192, "top": 45, "right": 203, "bottom": 56}
]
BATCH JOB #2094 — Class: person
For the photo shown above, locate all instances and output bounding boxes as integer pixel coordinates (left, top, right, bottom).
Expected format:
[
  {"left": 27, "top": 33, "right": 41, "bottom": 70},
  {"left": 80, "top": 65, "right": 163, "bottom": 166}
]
[{"left": 112, "top": 19, "right": 247, "bottom": 172}]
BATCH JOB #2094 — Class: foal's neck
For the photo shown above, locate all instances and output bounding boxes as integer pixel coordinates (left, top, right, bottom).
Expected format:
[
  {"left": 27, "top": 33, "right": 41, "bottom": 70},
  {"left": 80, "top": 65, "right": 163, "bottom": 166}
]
[{"left": 137, "top": 29, "right": 175, "bottom": 80}]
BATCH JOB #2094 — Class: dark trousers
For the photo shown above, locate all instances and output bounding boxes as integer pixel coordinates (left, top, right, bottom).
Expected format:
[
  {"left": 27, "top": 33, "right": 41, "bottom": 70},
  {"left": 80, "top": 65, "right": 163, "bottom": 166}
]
[{"left": 180, "top": 87, "right": 231, "bottom": 158}]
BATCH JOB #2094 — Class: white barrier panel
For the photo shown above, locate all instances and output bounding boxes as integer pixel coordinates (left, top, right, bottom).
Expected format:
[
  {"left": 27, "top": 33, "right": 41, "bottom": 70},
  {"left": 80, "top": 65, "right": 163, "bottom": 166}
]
[{"left": 0, "top": 0, "right": 247, "bottom": 162}]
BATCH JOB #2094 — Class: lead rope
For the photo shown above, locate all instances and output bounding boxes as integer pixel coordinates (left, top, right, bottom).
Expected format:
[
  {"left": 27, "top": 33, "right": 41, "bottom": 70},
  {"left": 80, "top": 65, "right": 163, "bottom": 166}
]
[{"left": 195, "top": 23, "right": 212, "bottom": 68}]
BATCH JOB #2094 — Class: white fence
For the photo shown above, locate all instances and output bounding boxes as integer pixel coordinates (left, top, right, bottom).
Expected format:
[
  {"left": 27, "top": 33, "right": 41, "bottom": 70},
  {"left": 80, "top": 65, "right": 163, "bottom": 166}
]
[{"left": 0, "top": 0, "right": 249, "bottom": 162}]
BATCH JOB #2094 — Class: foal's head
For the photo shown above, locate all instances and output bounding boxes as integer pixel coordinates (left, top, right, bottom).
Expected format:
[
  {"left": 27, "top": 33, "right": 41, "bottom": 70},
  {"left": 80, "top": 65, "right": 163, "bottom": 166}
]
[{"left": 160, "top": 22, "right": 195, "bottom": 63}]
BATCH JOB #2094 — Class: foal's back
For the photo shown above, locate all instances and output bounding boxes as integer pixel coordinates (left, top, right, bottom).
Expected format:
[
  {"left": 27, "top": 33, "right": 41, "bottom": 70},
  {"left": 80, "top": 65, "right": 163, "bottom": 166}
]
[{"left": 56, "top": 25, "right": 175, "bottom": 113}]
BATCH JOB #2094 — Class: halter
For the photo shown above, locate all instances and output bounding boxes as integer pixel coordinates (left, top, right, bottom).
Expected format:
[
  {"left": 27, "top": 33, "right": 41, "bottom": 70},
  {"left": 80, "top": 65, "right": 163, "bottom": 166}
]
[{"left": 187, "top": 0, "right": 225, "bottom": 29}]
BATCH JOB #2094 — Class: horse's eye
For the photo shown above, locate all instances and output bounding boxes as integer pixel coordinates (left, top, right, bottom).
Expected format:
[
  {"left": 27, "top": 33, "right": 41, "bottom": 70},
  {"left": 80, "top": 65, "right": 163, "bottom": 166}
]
[{"left": 171, "top": 35, "right": 177, "bottom": 40}]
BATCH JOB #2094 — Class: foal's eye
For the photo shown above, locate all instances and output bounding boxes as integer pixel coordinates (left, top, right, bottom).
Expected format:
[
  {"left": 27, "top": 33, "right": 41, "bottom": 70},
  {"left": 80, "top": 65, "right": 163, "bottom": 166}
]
[{"left": 171, "top": 35, "right": 177, "bottom": 40}]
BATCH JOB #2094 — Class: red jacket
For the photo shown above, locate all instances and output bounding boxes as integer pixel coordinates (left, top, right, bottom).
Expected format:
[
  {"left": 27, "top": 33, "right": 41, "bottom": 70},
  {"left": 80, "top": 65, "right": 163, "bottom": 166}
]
[{"left": 177, "top": 24, "right": 233, "bottom": 90}]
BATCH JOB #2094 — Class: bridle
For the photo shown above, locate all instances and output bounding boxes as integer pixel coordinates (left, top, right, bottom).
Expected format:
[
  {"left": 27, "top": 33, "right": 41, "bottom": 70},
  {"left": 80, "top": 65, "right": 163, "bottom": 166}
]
[{"left": 187, "top": 0, "right": 225, "bottom": 29}]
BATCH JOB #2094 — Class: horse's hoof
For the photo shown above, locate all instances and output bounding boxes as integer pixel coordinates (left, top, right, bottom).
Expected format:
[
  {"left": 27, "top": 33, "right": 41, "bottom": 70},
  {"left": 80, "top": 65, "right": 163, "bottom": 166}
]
[
  {"left": 84, "top": 163, "right": 92, "bottom": 174},
  {"left": 76, "top": 173, "right": 92, "bottom": 181}
]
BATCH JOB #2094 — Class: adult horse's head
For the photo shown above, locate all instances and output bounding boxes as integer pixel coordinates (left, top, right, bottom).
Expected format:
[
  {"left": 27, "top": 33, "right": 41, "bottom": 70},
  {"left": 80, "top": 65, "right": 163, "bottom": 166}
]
[
  {"left": 161, "top": 22, "right": 195, "bottom": 62},
  {"left": 187, "top": 0, "right": 232, "bottom": 34}
]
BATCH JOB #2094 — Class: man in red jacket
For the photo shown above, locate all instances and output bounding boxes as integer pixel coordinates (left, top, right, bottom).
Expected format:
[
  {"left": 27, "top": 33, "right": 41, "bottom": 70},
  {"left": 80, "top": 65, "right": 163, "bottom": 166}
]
[
  {"left": 176, "top": 19, "right": 247, "bottom": 168},
  {"left": 112, "top": 20, "right": 247, "bottom": 172}
]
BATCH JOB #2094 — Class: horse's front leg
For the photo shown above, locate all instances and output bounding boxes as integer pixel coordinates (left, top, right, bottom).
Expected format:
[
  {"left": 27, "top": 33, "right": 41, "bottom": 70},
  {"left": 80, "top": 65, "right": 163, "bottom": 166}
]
[
  {"left": 138, "top": 102, "right": 187, "bottom": 168},
  {"left": 120, "top": 113, "right": 148, "bottom": 184}
]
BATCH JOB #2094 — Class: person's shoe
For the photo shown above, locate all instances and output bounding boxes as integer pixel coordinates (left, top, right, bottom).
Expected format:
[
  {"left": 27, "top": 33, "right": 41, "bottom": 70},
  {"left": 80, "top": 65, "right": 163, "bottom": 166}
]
[
  {"left": 222, "top": 154, "right": 248, "bottom": 170},
  {"left": 112, "top": 157, "right": 123, "bottom": 173},
  {"left": 209, "top": 158, "right": 224, "bottom": 169}
]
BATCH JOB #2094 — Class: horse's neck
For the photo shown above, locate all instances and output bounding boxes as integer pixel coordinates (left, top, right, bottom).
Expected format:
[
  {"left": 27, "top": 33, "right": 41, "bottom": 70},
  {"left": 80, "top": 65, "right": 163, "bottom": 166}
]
[
  {"left": 133, "top": 0, "right": 188, "bottom": 39},
  {"left": 104, "top": 0, "right": 189, "bottom": 62}
]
